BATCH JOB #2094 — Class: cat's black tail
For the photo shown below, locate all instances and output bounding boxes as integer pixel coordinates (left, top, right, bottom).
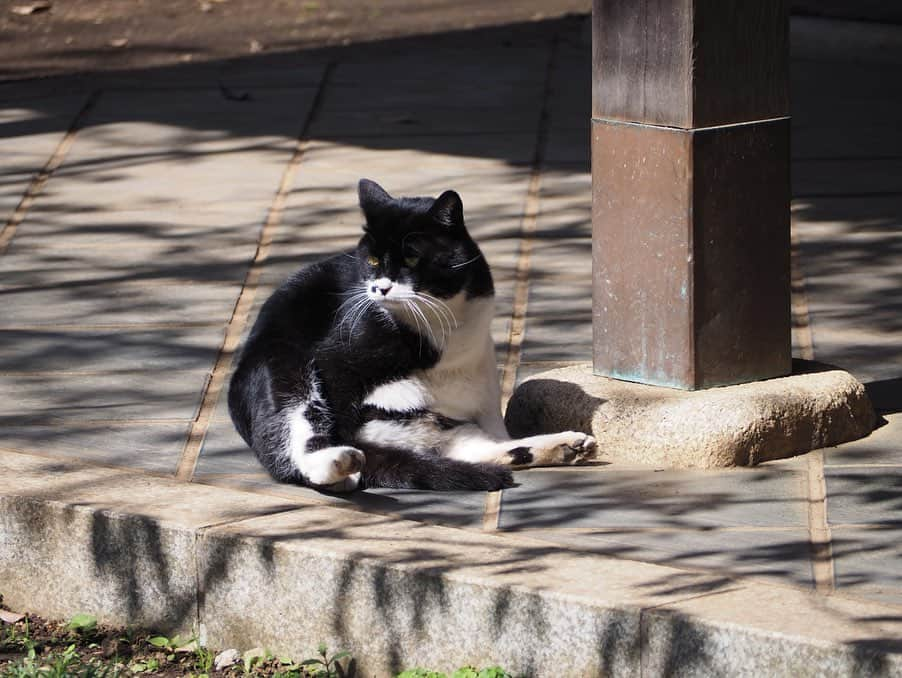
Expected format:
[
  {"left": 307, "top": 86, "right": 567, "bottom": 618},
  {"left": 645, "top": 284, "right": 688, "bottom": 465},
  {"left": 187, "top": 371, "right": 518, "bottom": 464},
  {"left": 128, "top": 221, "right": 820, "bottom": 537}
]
[{"left": 360, "top": 446, "right": 514, "bottom": 491}]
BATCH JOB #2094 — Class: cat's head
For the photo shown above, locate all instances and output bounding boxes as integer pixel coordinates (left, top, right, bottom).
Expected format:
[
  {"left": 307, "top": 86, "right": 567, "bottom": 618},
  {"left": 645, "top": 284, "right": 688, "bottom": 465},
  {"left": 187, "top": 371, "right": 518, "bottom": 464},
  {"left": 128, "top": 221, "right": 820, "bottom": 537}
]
[{"left": 354, "top": 178, "right": 493, "bottom": 305}]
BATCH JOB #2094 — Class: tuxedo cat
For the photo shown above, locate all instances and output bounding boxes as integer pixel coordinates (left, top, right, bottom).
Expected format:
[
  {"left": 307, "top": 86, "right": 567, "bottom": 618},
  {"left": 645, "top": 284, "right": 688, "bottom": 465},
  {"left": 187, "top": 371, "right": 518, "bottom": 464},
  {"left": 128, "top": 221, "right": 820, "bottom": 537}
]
[{"left": 228, "top": 179, "right": 596, "bottom": 492}]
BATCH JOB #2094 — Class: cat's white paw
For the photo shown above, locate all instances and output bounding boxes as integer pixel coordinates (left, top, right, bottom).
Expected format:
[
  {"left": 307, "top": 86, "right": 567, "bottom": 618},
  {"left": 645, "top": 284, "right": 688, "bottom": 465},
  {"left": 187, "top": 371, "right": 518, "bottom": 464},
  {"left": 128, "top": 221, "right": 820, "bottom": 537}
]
[{"left": 302, "top": 446, "right": 366, "bottom": 486}]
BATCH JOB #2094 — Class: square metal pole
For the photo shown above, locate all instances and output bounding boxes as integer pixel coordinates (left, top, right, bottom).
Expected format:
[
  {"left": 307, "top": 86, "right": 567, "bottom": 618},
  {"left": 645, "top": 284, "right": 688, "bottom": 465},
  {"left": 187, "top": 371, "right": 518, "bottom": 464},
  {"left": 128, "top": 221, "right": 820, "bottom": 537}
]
[{"left": 591, "top": 0, "right": 791, "bottom": 389}]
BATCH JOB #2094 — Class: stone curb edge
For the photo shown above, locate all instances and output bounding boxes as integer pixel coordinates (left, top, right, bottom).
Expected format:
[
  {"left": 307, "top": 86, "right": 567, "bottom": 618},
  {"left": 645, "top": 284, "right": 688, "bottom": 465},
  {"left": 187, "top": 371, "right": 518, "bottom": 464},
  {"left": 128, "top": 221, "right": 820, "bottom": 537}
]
[{"left": 1, "top": 451, "right": 901, "bottom": 677}]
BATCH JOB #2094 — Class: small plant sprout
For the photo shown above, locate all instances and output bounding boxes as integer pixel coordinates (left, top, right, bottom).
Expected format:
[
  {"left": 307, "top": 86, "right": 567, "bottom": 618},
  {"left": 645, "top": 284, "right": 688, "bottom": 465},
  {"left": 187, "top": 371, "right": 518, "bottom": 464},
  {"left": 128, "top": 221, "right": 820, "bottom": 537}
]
[
  {"left": 67, "top": 613, "right": 98, "bottom": 634},
  {"left": 242, "top": 646, "right": 272, "bottom": 675},
  {"left": 147, "top": 632, "right": 196, "bottom": 662},
  {"left": 298, "top": 642, "right": 351, "bottom": 677},
  {"left": 194, "top": 641, "right": 215, "bottom": 675}
]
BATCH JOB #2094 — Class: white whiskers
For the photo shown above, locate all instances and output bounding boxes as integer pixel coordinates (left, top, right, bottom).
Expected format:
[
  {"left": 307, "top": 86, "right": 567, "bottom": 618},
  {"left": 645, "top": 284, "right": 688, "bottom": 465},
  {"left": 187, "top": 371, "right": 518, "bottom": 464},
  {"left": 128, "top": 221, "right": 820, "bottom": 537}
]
[
  {"left": 335, "top": 287, "right": 373, "bottom": 345},
  {"left": 334, "top": 284, "right": 460, "bottom": 353},
  {"left": 401, "top": 291, "right": 458, "bottom": 351}
]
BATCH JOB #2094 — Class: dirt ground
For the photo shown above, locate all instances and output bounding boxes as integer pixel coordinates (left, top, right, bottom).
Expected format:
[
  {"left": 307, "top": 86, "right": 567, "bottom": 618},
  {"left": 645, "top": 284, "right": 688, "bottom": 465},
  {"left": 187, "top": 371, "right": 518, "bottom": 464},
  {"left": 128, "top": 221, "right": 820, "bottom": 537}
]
[{"left": 1, "top": 0, "right": 590, "bottom": 80}]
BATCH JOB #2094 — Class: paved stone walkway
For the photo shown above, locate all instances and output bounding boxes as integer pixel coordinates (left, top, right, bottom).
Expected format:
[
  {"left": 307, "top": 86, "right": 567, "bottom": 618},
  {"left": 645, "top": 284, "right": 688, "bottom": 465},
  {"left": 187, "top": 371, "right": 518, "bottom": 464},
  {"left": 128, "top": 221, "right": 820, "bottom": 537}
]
[{"left": 1, "top": 14, "right": 901, "bottom": 674}]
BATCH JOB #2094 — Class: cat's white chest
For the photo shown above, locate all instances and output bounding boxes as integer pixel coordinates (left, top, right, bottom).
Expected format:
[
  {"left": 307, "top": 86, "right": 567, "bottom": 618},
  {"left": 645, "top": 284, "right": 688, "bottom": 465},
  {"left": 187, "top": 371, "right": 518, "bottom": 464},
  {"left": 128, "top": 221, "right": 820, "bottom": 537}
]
[
  {"left": 419, "top": 295, "right": 498, "bottom": 421},
  {"left": 362, "top": 296, "right": 500, "bottom": 424},
  {"left": 420, "top": 348, "right": 496, "bottom": 421}
]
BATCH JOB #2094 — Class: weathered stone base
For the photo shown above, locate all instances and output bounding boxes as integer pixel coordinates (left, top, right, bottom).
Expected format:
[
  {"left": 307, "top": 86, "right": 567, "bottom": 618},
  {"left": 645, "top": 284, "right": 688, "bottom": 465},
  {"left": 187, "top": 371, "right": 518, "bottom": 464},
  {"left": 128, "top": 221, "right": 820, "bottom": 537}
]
[{"left": 505, "top": 361, "right": 876, "bottom": 468}]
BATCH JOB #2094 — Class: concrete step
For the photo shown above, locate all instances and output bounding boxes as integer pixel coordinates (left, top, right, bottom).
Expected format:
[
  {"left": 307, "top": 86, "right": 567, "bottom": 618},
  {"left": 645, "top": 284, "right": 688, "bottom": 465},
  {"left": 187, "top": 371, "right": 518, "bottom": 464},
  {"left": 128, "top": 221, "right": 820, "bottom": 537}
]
[{"left": 2, "top": 450, "right": 900, "bottom": 677}]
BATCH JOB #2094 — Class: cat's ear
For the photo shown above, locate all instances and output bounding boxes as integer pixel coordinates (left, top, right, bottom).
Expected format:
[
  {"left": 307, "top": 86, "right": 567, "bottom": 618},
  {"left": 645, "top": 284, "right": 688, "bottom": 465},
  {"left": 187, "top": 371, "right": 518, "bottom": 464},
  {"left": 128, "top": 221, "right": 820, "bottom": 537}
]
[
  {"left": 428, "top": 190, "right": 464, "bottom": 228},
  {"left": 358, "top": 179, "right": 392, "bottom": 219}
]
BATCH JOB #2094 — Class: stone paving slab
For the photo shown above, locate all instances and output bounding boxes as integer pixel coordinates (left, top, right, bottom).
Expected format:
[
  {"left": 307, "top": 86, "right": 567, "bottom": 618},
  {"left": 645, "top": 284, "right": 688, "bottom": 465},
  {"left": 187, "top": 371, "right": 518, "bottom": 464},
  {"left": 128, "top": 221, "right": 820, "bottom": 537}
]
[
  {"left": 0, "top": 371, "right": 209, "bottom": 424},
  {"left": 0, "top": 281, "right": 241, "bottom": 327},
  {"left": 521, "top": 282, "right": 592, "bottom": 362},
  {"left": 3, "top": 241, "right": 259, "bottom": 288},
  {"left": 7, "top": 205, "right": 266, "bottom": 250},
  {"left": 499, "top": 467, "right": 809, "bottom": 530},
  {"left": 309, "top": 105, "right": 543, "bottom": 138},
  {"left": 35, "top": 88, "right": 318, "bottom": 213},
  {"left": 832, "top": 524, "right": 902, "bottom": 605},
  {"left": 0, "top": 326, "right": 225, "bottom": 373},
  {"left": 823, "top": 413, "right": 902, "bottom": 465},
  {"left": 0, "top": 423, "right": 192, "bottom": 474},
  {"left": 514, "top": 526, "right": 816, "bottom": 589},
  {"left": 824, "top": 467, "right": 902, "bottom": 525}
]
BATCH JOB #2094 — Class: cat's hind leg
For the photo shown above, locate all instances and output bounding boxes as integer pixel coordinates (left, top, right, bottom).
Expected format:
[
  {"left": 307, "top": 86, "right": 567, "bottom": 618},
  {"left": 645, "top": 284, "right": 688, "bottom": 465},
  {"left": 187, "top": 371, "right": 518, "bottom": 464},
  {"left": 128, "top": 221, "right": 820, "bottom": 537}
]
[
  {"left": 445, "top": 426, "right": 596, "bottom": 468},
  {"left": 499, "top": 431, "right": 596, "bottom": 467}
]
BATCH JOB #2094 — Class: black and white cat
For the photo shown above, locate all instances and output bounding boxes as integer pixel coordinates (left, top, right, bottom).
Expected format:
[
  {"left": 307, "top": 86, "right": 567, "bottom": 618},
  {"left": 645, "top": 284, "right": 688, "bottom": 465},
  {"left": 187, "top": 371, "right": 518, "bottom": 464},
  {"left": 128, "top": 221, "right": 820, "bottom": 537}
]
[{"left": 228, "top": 179, "right": 596, "bottom": 492}]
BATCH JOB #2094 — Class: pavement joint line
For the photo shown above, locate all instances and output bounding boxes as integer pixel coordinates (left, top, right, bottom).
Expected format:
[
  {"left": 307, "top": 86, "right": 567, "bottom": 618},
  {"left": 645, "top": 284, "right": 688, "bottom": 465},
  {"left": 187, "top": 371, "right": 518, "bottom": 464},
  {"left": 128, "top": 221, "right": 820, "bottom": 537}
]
[
  {"left": 0, "top": 90, "right": 101, "bottom": 257},
  {"left": 487, "top": 36, "right": 557, "bottom": 535},
  {"left": 499, "top": 36, "right": 558, "bottom": 409},
  {"left": 174, "top": 62, "right": 335, "bottom": 483},
  {"left": 807, "top": 449, "right": 837, "bottom": 595},
  {"left": 791, "top": 227, "right": 838, "bottom": 594},
  {"left": 790, "top": 227, "right": 815, "bottom": 361},
  {"left": 482, "top": 491, "right": 502, "bottom": 531}
]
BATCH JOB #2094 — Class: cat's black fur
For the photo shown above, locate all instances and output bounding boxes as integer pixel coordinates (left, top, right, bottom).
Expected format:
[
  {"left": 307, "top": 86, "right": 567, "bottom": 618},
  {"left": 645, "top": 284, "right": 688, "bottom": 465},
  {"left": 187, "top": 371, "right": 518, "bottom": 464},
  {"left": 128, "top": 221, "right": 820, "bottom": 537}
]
[{"left": 228, "top": 179, "right": 514, "bottom": 490}]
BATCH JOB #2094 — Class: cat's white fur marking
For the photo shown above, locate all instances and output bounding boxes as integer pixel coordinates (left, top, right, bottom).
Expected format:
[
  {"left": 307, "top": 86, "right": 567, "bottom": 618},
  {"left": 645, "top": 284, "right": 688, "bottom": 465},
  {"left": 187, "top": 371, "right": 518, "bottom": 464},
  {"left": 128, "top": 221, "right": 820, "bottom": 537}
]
[
  {"left": 416, "top": 295, "right": 506, "bottom": 434},
  {"left": 285, "top": 402, "right": 315, "bottom": 470},
  {"left": 371, "top": 293, "right": 503, "bottom": 425},
  {"left": 363, "top": 378, "right": 431, "bottom": 412},
  {"left": 366, "top": 278, "right": 416, "bottom": 302},
  {"left": 286, "top": 396, "right": 364, "bottom": 489},
  {"left": 358, "top": 419, "right": 443, "bottom": 452}
]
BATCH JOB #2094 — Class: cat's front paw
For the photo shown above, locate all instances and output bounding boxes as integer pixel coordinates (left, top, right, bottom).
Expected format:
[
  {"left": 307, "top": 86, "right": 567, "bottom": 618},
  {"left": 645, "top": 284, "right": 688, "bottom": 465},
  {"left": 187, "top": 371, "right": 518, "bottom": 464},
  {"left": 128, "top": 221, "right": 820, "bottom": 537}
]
[{"left": 303, "top": 446, "right": 366, "bottom": 486}]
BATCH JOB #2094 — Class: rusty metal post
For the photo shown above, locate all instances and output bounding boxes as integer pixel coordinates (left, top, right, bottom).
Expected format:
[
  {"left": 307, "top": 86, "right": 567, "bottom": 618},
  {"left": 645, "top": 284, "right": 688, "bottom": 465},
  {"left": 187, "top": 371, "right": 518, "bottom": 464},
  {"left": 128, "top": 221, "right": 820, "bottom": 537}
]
[{"left": 591, "top": 0, "right": 791, "bottom": 390}]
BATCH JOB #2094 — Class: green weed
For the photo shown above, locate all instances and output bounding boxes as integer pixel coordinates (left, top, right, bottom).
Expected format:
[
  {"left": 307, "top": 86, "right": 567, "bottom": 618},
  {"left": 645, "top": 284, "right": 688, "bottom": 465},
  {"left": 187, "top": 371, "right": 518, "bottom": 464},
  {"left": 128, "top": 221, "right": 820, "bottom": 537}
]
[{"left": 296, "top": 642, "right": 350, "bottom": 678}]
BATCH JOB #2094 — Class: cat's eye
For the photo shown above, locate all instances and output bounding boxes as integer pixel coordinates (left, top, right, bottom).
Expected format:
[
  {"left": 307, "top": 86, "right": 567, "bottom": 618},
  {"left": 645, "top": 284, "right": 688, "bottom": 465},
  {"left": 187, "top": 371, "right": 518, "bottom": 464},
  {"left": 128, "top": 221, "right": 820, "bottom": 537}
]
[
  {"left": 404, "top": 255, "right": 420, "bottom": 268},
  {"left": 366, "top": 255, "right": 379, "bottom": 266}
]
